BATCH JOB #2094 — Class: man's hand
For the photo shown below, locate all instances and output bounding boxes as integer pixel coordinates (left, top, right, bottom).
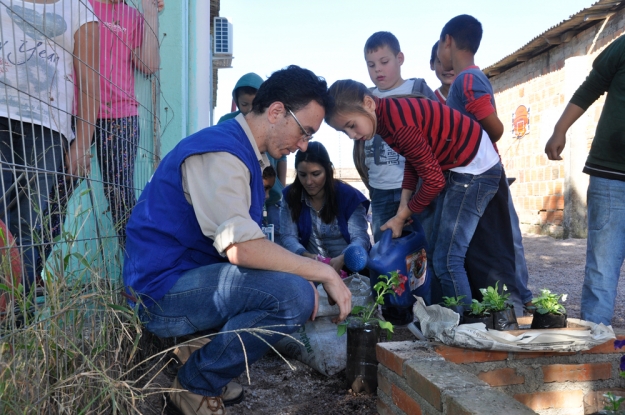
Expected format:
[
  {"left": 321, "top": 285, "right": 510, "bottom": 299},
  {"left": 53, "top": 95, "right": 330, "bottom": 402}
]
[
  {"left": 321, "top": 271, "right": 352, "bottom": 323},
  {"left": 309, "top": 281, "right": 319, "bottom": 321},
  {"left": 380, "top": 215, "right": 407, "bottom": 238},
  {"left": 545, "top": 131, "right": 567, "bottom": 161}
]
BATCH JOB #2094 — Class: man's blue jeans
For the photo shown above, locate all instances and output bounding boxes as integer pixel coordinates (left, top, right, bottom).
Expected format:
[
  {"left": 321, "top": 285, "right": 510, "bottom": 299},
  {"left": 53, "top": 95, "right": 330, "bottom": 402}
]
[
  {"left": 432, "top": 162, "right": 502, "bottom": 309},
  {"left": 370, "top": 187, "right": 402, "bottom": 243},
  {"left": 581, "top": 176, "right": 625, "bottom": 325},
  {"left": 139, "top": 263, "right": 315, "bottom": 397}
]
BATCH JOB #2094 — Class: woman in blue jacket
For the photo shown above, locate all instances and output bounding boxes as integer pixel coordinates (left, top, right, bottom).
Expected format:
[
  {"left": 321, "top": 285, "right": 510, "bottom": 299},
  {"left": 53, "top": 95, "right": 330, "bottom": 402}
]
[{"left": 280, "top": 142, "right": 371, "bottom": 276}]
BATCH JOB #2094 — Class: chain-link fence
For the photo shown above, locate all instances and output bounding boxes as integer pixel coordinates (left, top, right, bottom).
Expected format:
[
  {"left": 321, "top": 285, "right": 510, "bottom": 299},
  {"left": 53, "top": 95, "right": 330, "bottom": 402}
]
[{"left": 0, "top": 0, "right": 162, "bottom": 411}]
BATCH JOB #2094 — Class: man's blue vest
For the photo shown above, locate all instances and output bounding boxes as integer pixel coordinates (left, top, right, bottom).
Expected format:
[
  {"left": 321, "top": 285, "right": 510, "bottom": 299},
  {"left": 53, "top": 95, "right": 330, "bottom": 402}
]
[
  {"left": 282, "top": 181, "right": 370, "bottom": 248},
  {"left": 123, "top": 120, "right": 265, "bottom": 307}
]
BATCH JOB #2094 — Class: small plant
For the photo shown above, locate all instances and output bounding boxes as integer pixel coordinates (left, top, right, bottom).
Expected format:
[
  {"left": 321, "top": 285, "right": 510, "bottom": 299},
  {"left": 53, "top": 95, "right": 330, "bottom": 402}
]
[
  {"left": 441, "top": 295, "right": 466, "bottom": 308},
  {"left": 532, "top": 289, "right": 567, "bottom": 315},
  {"left": 337, "top": 270, "right": 408, "bottom": 339},
  {"left": 480, "top": 281, "right": 511, "bottom": 312},
  {"left": 468, "top": 299, "right": 490, "bottom": 316},
  {"left": 603, "top": 391, "right": 624, "bottom": 414}
]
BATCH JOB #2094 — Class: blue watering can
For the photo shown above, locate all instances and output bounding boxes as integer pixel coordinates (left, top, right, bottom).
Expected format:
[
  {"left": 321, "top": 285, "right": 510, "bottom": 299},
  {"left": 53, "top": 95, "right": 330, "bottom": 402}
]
[{"left": 344, "top": 221, "right": 429, "bottom": 325}]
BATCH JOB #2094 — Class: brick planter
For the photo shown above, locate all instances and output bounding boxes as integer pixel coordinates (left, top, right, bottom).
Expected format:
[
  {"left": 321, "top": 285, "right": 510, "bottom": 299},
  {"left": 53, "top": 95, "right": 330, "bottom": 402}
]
[{"left": 377, "top": 331, "right": 625, "bottom": 415}]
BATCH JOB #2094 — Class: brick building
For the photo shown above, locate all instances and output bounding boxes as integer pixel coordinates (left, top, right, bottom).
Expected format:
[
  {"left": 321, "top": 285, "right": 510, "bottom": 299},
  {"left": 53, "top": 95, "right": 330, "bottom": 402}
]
[{"left": 485, "top": 0, "right": 625, "bottom": 238}]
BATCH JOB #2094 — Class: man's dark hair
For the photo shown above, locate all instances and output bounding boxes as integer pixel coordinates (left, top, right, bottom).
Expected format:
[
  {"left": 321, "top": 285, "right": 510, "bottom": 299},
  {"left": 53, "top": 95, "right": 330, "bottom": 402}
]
[
  {"left": 440, "top": 15, "right": 483, "bottom": 54},
  {"left": 251, "top": 65, "right": 331, "bottom": 114},
  {"left": 364, "top": 31, "right": 401, "bottom": 56},
  {"left": 430, "top": 41, "right": 439, "bottom": 65}
]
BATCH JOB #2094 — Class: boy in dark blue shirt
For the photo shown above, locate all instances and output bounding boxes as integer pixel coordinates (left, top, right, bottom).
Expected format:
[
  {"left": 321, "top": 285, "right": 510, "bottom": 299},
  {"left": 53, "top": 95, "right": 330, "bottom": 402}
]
[{"left": 437, "top": 14, "right": 533, "bottom": 314}]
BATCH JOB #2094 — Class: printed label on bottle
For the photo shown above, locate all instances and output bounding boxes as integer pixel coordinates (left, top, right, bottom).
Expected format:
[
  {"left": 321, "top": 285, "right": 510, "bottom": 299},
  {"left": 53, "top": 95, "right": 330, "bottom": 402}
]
[{"left": 405, "top": 248, "right": 427, "bottom": 291}]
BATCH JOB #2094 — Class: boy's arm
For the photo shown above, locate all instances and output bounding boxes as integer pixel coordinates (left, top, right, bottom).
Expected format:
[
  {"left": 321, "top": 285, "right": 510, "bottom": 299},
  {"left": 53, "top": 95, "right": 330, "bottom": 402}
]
[
  {"left": 478, "top": 111, "right": 504, "bottom": 143},
  {"left": 459, "top": 72, "right": 504, "bottom": 142},
  {"left": 545, "top": 103, "right": 585, "bottom": 160}
]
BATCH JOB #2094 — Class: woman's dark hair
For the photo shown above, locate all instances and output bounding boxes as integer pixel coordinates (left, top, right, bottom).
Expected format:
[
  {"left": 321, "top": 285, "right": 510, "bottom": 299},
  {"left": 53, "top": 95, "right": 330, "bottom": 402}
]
[
  {"left": 287, "top": 142, "right": 339, "bottom": 224},
  {"left": 252, "top": 65, "right": 333, "bottom": 115}
]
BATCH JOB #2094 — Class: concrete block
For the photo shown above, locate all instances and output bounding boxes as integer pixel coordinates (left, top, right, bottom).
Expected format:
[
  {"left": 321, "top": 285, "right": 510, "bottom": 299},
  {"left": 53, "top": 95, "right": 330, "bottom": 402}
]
[
  {"left": 405, "top": 359, "right": 488, "bottom": 411},
  {"left": 377, "top": 341, "right": 441, "bottom": 376},
  {"left": 445, "top": 387, "right": 538, "bottom": 415}
]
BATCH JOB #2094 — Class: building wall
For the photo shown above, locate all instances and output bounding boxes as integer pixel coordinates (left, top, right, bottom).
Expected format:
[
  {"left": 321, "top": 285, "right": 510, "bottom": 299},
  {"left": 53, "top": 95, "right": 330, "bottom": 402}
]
[{"left": 490, "top": 9, "right": 625, "bottom": 238}]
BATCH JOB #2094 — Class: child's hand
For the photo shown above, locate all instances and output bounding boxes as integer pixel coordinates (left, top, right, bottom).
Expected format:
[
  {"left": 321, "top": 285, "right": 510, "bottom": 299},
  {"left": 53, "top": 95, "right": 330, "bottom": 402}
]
[{"left": 380, "top": 215, "right": 407, "bottom": 238}]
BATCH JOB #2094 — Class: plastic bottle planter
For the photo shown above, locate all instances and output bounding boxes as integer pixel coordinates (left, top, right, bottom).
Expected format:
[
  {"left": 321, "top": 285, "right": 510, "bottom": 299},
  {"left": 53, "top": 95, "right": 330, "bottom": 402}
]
[
  {"left": 462, "top": 311, "right": 494, "bottom": 329},
  {"left": 492, "top": 306, "right": 519, "bottom": 331},
  {"left": 531, "top": 312, "right": 567, "bottom": 329},
  {"left": 345, "top": 320, "right": 380, "bottom": 394}
]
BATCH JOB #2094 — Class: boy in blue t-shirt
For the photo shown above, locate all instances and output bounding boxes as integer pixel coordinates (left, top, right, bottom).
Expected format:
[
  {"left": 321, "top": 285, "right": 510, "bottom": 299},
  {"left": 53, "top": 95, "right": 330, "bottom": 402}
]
[
  {"left": 358, "top": 31, "right": 437, "bottom": 243},
  {"left": 437, "top": 15, "right": 533, "bottom": 314}
]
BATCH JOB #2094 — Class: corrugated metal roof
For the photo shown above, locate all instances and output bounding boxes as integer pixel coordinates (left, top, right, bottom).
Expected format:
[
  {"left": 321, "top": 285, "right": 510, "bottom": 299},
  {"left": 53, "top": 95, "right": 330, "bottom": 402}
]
[{"left": 484, "top": 0, "right": 625, "bottom": 77}]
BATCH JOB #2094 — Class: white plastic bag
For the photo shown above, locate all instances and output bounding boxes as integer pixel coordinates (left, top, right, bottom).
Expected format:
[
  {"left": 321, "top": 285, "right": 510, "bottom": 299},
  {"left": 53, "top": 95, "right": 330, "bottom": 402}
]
[
  {"left": 274, "top": 316, "right": 346, "bottom": 376},
  {"left": 274, "top": 274, "right": 373, "bottom": 376}
]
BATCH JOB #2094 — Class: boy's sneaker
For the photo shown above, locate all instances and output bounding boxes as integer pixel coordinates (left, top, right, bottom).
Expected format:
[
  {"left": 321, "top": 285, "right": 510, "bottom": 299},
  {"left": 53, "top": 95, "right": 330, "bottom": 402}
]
[{"left": 167, "top": 377, "right": 226, "bottom": 415}]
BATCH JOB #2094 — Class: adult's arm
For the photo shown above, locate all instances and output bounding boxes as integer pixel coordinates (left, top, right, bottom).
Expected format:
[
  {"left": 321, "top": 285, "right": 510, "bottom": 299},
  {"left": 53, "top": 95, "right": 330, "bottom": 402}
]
[
  {"left": 226, "top": 239, "right": 352, "bottom": 322},
  {"left": 279, "top": 199, "right": 307, "bottom": 255},
  {"left": 546, "top": 39, "right": 623, "bottom": 161},
  {"left": 342, "top": 204, "right": 371, "bottom": 253},
  {"left": 69, "top": 22, "right": 100, "bottom": 176},
  {"left": 133, "top": 0, "right": 162, "bottom": 75},
  {"left": 183, "top": 153, "right": 352, "bottom": 321},
  {"left": 544, "top": 103, "right": 585, "bottom": 160}
]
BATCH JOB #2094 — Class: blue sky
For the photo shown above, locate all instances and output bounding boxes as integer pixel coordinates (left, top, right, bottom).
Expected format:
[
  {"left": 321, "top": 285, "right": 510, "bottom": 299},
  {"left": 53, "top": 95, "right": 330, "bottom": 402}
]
[{"left": 215, "top": 0, "right": 596, "bottom": 170}]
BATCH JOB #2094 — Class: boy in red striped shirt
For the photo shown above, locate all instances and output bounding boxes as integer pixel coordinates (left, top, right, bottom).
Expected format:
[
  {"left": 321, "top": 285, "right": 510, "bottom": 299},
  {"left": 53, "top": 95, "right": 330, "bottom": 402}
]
[{"left": 326, "top": 80, "right": 502, "bottom": 308}]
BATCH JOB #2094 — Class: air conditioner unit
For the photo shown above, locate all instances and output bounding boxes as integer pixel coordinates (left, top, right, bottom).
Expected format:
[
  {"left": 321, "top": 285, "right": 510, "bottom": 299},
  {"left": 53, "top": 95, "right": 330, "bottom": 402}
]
[{"left": 213, "top": 17, "right": 233, "bottom": 68}]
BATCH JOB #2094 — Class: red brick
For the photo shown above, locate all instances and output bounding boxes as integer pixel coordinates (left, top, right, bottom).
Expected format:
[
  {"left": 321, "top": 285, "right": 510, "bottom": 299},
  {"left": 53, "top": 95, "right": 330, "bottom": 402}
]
[
  {"left": 543, "top": 363, "right": 612, "bottom": 382},
  {"left": 434, "top": 344, "right": 508, "bottom": 364},
  {"left": 392, "top": 385, "right": 423, "bottom": 415},
  {"left": 582, "top": 335, "right": 625, "bottom": 354},
  {"left": 377, "top": 344, "right": 404, "bottom": 375},
  {"left": 477, "top": 367, "right": 525, "bottom": 387},
  {"left": 514, "top": 390, "right": 584, "bottom": 410},
  {"left": 377, "top": 396, "right": 396, "bottom": 415},
  {"left": 378, "top": 371, "right": 392, "bottom": 397}
]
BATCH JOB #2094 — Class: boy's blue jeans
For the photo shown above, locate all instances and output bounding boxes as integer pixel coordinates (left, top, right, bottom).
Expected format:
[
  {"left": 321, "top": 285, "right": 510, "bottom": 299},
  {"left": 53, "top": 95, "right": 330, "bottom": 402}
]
[
  {"left": 581, "top": 176, "right": 625, "bottom": 325},
  {"left": 139, "top": 263, "right": 315, "bottom": 397},
  {"left": 370, "top": 187, "right": 402, "bottom": 243},
  {"left": 431, "top": 162, "right": 502, "bottom": 309}
]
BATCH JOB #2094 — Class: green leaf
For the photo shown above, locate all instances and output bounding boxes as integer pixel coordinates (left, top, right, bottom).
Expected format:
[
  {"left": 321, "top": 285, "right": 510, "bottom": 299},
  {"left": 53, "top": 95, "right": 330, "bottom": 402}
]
[
  {"left": 337, "top": 322, "right": 347, "bottom": 337},
  {"left": 378, "top": 320, "right": 394, "bottom": 333},
  {"left": 351, "top": 306, "right": 366, "bottom": 315}
]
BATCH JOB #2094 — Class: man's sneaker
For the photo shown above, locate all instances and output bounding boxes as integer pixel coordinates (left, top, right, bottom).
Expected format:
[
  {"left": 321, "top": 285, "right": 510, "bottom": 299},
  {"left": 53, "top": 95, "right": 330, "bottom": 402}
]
[
  {"left": 173, "top": 337, "right": 212, "bottom": 366},
  {"left": 165, "top": 338, "right": 244, "bottom": 408},
  {"left": 167, "top": 377, "right": 226, "bottom": 415}
]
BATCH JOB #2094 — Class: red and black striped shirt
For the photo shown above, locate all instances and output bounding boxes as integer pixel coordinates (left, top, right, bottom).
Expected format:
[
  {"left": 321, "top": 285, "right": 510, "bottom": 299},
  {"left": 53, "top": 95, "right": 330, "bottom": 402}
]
[{"left": 374, "top": 96, "right": 483, "bottom": 213}]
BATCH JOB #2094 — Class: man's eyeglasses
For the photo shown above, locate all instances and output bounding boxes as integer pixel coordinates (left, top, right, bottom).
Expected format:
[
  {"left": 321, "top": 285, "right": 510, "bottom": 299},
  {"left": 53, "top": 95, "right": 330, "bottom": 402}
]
[{"left": 288, "top": 108, "right": 314, "bottom": 142}]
